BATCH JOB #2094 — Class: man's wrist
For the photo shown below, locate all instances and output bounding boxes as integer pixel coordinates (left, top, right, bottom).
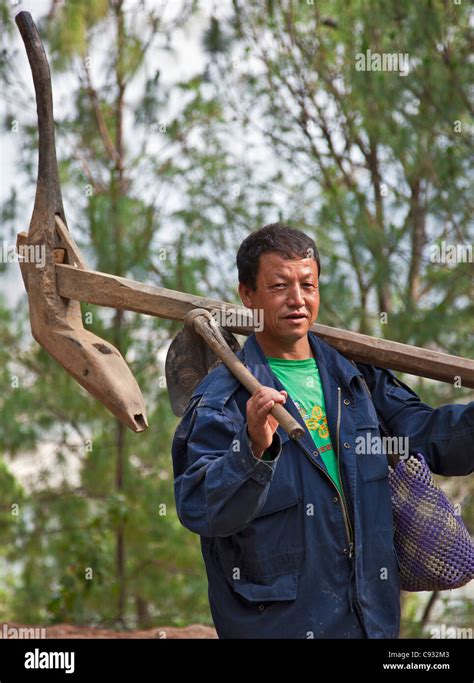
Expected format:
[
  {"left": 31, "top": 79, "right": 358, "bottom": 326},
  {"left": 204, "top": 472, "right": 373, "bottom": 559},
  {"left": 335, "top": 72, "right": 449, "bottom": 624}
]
[
  {"left": 250, "top": 440, "right": 265, "bottom": 459},
  {"left": 246, "top": 427, "right": 265, "bottom": 459}
]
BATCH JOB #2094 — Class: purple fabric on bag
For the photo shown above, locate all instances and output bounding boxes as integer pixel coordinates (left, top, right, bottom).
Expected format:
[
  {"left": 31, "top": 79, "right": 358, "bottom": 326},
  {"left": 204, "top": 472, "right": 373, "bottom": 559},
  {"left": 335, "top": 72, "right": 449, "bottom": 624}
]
[{"left": 389, "top": 453, "right": 474, "bottom": 592}]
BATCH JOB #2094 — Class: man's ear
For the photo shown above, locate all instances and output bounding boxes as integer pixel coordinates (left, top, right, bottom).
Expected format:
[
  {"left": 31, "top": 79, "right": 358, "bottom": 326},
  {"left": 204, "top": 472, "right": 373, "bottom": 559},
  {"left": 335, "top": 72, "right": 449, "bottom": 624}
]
[{"left": 238, "top": 282, "right": 254, "bottom": 308}]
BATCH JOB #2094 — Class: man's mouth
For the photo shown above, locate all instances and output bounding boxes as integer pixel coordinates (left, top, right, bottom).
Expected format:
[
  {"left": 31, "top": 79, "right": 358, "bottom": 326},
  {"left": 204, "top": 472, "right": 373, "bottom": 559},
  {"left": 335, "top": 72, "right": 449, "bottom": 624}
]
[{"left": 283, "top": 313, "right": 307, "bottom": 320}]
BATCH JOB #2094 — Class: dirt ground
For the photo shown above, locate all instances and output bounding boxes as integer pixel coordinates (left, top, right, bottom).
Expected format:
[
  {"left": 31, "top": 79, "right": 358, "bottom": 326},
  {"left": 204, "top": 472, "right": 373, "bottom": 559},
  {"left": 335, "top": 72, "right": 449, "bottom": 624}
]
[{"left": 2, "top": 622, "right": 217, "bottom": 639}]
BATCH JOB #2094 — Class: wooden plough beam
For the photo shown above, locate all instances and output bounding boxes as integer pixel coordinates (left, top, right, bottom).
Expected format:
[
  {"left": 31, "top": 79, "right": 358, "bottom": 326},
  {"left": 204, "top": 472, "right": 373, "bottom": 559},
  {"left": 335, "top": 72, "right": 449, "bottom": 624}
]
[
  {"left": 14, "top": 11, "right": 474, "bottom": 434},
  {"left": 54, "top": 263, "right": 474, "bottom": 389}
]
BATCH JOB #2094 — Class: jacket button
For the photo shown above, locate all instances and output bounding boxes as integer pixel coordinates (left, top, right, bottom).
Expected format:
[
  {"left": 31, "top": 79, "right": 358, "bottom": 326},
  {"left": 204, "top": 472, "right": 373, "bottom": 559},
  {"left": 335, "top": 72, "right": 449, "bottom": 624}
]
[
  {"left": 343, "top": 399, "right": 350, "bottom": 405},
  {"left": 258, "top": 604, "right": 265, "bottom": 611},
  {"left": 343, "top": 548, "right": 348, "bottom": 555},
  {"left": 343, "top": 442, "right": 351, "bottom": 449},
  {"left": 333, "top": 496, "right": 339, "bottom": 503},
  {"left": 312, "top": 450, "right": 319, "bottom": 457}
]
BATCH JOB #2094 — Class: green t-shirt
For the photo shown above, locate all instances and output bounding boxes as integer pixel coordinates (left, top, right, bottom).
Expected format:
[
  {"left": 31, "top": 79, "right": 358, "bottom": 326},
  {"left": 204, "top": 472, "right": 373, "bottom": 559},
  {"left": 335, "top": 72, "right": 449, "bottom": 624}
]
[{"left": 264, "top": 356, "right": 343, "bottom": 495}]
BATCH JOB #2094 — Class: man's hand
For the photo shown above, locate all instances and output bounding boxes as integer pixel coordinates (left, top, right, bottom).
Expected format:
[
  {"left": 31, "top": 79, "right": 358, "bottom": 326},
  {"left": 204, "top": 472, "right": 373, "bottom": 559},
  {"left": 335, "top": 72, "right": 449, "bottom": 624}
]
[{"left": 246, "top": 387, "right": 288, "bottom": 458}]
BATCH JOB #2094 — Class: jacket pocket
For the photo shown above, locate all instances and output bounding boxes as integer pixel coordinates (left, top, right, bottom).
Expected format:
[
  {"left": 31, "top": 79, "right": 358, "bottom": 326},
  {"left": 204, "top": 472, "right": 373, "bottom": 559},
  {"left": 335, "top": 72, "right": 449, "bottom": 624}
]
[
  {"left": 357, "top": 453, "right": 389, "bottom": 481},
  {"left": 233, "top": 568, "right": 301, "bottom": 603},
  {"left": 232, "top": 546, "right": 304, "bottom": 603},
  {"left": 356, "top": 458, "right": 393, "bottom": 533},
  {"left": 354, "top": 395, "right": 379, "bottom": 430},
  {"left": 228, "top": 493, "right": 305, "bottom": 604},
  {"left": 254, "top": 482, "right": 302, "bottom": 518},
  {"left": 354, "top": 395, "right": 389, "bottom": 482}
]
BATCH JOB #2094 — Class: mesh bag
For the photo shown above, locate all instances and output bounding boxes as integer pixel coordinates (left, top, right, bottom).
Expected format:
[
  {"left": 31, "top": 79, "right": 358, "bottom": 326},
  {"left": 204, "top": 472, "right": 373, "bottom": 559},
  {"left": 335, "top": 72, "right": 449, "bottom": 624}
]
[{"left": 389, "top": 453, "right": 474, "bottom": 591}]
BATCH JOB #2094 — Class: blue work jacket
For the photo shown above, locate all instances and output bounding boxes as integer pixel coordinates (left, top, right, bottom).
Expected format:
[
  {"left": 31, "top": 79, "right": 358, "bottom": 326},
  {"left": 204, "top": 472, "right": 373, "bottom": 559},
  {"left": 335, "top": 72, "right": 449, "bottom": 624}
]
[{"left": 171, "top": 331, "right": 473, "bottom": 638}]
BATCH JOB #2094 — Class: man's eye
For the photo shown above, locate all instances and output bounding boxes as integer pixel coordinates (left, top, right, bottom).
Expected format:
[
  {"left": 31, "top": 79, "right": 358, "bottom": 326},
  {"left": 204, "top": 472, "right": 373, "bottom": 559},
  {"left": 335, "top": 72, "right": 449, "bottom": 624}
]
[{"left": 272, "top": 284, "right": 286, "bottom": 289}]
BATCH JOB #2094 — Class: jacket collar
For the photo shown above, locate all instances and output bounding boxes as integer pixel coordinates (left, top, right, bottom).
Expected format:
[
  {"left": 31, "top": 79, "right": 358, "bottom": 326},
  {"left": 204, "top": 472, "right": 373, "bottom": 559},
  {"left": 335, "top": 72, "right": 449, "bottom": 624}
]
[{"left": 239, "top": 330, "right": 362, "bottom": 388}]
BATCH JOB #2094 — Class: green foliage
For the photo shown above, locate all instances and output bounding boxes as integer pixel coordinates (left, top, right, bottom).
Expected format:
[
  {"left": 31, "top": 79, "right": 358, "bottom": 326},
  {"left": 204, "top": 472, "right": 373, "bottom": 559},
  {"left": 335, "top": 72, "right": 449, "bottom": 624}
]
[
  {"left": 202, "top": 16, "right": 232, "bottom": 56},
  {"left": 44, "top": 0, "right": 110, "bottom": 68}
]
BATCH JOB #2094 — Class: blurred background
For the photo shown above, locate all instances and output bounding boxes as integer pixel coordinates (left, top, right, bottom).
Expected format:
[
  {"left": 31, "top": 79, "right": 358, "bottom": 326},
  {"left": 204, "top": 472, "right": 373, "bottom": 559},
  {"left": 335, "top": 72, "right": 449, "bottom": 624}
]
[{"left": 0, "top": 0, "right": 472, "bottom": 637}]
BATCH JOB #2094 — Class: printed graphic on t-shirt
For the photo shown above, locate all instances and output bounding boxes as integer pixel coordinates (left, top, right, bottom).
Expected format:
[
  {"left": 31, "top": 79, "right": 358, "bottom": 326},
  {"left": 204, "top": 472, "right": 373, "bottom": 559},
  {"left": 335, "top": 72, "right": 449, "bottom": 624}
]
[{"left": 294, "top": 400, "right": 330, "bottom": 439}]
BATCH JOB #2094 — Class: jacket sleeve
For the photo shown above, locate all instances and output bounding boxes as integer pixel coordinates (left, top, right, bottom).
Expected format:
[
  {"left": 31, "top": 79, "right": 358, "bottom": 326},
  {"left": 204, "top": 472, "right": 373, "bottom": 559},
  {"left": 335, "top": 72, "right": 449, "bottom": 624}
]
[
  {"left": 358, "top": 363, "right": 474, "bottom": 476},
  {"left": 171, "top": 397, "right": 282, "bottom": 537}
]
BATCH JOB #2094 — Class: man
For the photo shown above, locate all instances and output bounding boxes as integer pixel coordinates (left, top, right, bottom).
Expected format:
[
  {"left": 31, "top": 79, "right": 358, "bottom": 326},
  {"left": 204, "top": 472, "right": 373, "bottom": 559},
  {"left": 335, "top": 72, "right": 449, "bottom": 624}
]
[{"left": 171, "top": 223, "right": 473, "bottom": 639}]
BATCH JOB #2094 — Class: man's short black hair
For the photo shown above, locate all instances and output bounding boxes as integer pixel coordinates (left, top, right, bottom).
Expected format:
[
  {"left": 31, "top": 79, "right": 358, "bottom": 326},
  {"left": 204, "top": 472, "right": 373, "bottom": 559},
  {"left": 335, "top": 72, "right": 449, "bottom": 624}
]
[{"left": 236, "top": 223, "right": 321, "bottom": 291}]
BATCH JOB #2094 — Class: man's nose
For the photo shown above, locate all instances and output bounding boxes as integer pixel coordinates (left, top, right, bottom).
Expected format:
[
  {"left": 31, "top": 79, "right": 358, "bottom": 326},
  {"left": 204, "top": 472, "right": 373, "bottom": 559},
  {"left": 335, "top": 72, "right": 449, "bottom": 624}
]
[{"left": 286, "top": 285, "right": 305, "bottom": 307}]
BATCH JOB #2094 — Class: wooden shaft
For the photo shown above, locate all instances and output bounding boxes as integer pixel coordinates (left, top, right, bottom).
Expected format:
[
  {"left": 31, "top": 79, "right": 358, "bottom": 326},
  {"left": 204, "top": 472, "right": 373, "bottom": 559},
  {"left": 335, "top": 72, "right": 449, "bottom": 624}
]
[
  {"left": 188, "top": 310, "right": 305, "bottom": 441},
  {"left": 55, "top": 263, "right": 474, "bottom": 389}
]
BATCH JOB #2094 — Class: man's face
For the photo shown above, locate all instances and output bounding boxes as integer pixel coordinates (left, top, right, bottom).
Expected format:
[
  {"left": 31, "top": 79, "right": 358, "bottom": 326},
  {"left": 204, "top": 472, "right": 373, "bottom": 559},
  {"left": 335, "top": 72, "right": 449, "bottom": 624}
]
[{"left": 238, "top": 251, "right": 320, "bottom": 347}]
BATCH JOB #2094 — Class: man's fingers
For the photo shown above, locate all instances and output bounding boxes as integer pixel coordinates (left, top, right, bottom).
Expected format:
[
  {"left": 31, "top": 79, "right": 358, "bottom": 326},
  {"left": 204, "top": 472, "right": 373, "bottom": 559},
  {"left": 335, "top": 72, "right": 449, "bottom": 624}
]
[
  {"left": 258, "top": 394, "right": 281, "bottom": 407},
  {"left": 247, "top": 387, "right": 288, "bottom": 413},
  {"left": 256, "top": 395, "right": 285, "bottom": 415},
  {"left": 256, "top": 395, "right": 284, "bottom": 411},
  {"left": 256, "top": 399, "right": 275, "bottom": 419},
  {"left": 253, "top": 390, "right": 287, "bottom": 404}
]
